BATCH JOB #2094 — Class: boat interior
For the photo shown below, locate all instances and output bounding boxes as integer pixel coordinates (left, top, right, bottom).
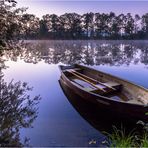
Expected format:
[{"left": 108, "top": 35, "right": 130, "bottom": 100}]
[{"left": 61, "top": 66, "right": 148, "bottom": 105}]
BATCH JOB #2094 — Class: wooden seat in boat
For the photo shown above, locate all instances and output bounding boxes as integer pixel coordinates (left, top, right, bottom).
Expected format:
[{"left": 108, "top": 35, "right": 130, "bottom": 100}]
[{"left": 103, "top": 81, "right": 122, "bottom": 89}]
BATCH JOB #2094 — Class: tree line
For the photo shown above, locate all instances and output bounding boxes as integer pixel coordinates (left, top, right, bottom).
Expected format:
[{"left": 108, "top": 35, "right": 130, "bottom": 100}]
[
  {"left": 0, "top": 0, "right": 148, "bottom": 49},
  {"left": 23, "top": 12, "right": 148, "bottom": 40}
]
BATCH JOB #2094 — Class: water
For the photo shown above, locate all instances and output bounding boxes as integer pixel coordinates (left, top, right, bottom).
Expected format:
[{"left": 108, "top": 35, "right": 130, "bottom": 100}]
[{"left": 1, "top": 40, "right": 148, "bottom": 146}]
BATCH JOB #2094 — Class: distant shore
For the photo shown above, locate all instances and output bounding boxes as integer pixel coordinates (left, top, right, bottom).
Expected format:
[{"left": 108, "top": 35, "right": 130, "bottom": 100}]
[{"left": 23, "top": 39, "right": 148, "bottom": 42}]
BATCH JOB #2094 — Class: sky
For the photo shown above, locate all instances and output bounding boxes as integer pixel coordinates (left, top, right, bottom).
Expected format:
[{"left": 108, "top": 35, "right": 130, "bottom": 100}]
[{"left": 17, "top": 0, "right": 148, "bottom": 18}]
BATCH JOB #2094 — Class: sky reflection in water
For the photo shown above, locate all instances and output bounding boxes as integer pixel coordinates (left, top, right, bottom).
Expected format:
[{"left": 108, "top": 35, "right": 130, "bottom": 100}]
[{"left": 1, "top": 40, "right": 148, "bottom": 146}]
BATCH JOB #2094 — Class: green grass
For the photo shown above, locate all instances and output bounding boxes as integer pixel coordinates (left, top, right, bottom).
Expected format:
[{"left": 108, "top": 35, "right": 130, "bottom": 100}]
[
  {"left": 104, "top": 125, "right": 148, "bottom": 147},
  {"left": 106, "top": 126, "right": 136, "bottom": 147},
  {"left": 140, "top": 133, "right": 148, "bottom": 147}
]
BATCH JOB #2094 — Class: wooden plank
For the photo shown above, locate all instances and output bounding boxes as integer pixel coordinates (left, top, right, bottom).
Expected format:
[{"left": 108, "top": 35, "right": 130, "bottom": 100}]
[
  {"left": 68, "top": 71, "right": 106, "bottom": 92},
  {"left": 64, "top": 68, "right": 81, "bottom": 72},
  {"left": 71, "top": 70, "right": 116, "bottom": 90}
]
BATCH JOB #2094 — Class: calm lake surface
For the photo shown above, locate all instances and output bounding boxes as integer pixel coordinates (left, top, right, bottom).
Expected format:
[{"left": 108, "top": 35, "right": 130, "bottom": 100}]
[{"left": 1, "top": 40, "right": 148, "bottom": 146}]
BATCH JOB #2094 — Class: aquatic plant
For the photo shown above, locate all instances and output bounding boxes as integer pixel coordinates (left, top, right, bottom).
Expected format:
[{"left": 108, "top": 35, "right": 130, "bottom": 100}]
[
  {"left": 136, "top": 120, "right": 148, "bottom": 147},
  {"left": 140, "top": 132, "right": 148, "bottom": 147},
  {"left": 105, "top": 126, "right": 136, "bottom": 147},
  {"left": 105, "top": 122, "right": 148, "bottom": 147}
]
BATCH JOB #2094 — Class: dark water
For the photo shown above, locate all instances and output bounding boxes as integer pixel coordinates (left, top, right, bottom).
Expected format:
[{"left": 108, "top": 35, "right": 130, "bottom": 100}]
[{"left": 1, "top": 40, "right": 148, "bottom": 146}]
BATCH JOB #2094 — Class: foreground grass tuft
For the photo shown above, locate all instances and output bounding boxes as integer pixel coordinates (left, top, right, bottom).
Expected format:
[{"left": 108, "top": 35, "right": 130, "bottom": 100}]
[
  {"left": 104, "top": 123, "right": 148, "bottom": 147},
  {"left": 106, "top": 126, "right": 136, "bottom": 147},
  {"left": 140, "top": 133, "right": 148, "bottom": 147}
]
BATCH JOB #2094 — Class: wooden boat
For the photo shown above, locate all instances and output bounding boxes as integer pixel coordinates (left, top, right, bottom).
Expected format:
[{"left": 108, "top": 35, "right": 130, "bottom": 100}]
[
  {"left": 59, "top": 77, "right": 139, "bottom": 132},
  {"left": 59, "top": 64, "right": 148, "bottom": 120}
]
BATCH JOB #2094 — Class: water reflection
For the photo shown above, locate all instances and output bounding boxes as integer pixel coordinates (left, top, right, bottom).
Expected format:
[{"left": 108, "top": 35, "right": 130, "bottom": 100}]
[
  {"left": 1, "top": 40, "right": 148, "bottom": 66},
  {"left": 0, "top": 76, "right": 41, "bottom": 147},
  {"left": 1, "top": 40, "right": 148, "bottom": 146}
]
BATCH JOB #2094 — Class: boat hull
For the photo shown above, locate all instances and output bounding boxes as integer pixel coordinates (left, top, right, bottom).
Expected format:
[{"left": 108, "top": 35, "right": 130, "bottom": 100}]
[
  {"left": 59, "top": 78, "right": 140, "bottom": 132},
  {"left": 59, "top": 65, "right": 148, "bottom": 121}
]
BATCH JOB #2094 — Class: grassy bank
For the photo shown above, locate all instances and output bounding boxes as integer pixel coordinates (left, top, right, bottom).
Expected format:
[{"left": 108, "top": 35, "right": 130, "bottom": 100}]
[{"left": 105, "top": 123, "right": 148, "bottom": 147}]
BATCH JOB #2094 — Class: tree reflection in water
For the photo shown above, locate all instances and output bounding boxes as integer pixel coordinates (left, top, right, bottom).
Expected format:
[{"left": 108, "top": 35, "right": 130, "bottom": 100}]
[
  {"left": 2, "top": 41, "right": 148, "bottom": 66},
  {"left": 0, "top": 41, "right": 148, "bottom": 146},
  {"left": 0, "top": 76, "right": 41, "bottom": 147}
]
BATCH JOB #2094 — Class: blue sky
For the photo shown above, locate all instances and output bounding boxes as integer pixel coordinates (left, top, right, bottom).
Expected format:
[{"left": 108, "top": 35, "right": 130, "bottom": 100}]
[{"left": 17, "top": 1, "right": 148, "bottom": 18}]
